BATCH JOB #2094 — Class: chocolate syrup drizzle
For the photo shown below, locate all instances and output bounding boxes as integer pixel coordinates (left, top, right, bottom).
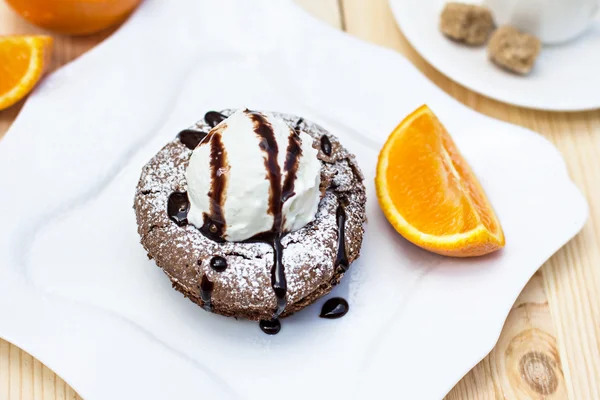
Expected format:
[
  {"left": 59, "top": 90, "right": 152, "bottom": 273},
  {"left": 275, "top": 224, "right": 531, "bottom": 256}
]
[
  {"left": 248, "top": 110, "right": 283, "bottom": 229},
  {"left": 246, "top": 110, "right": 288, "bottom": 320},
  {"left": 281, "top": 131, "right": 302, "bottom": 203},
  {"left": 294, "top": 118, "right": 304, "bottom": 134},
  {"left": 210, "top": 256, "right": 228, "bottom": 272},
  {"left": 178, "top": 129, "right": 208, "bottom": 150},
  {"left": 166, "top": 112, "right": 352, "bottom": 334},
  {"left": 200, "top": 133, "right": 227, "bottom": 242},
  {"left": 335, "top": 196, "right": 349, "bottom": 271},
  {"left": 320, "top": 135, "right": 332, "bottom": 156},
  {"left": 167, "top": 192, "right": 190, "bottom": 226},
  {"left": 204, "top": 111, "right": 226, "bottom": 128},
  {"left": 320, "top": 297, "right": 349, "bottom": 319},
  {"left": 200, "top": 273, "right": 214, "bottom": 311}
]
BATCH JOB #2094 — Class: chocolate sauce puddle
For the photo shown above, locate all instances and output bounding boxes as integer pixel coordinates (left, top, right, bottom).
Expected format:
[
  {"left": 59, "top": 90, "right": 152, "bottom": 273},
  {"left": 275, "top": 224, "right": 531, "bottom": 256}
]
[
  {"left": 259, "top": 318, "right": 281, "bottom": 335},
  {"left": 204, "top": 111, "right": 227, "bottom": 128},
  {"left": 320, "top": 297, "right": 349, "bottom": 319},
  {"left": 178, "top": 129, "right": 208, "bottom": 150},
  {"left": 200, "top": 274, "right": 214, "bottom": 312}
]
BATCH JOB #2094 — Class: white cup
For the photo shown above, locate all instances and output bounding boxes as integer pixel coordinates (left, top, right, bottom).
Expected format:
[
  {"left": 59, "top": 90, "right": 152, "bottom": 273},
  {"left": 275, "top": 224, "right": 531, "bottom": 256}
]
[{"left": 484, "top": 0, "right": 600, "bottom": 44}]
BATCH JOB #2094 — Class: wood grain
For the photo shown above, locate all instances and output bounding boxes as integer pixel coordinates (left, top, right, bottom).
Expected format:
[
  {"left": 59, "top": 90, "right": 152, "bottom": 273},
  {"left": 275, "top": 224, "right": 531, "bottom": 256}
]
[
  {"left": 447, "top": 272, "right": 568, "bottom": 400},
  {"left": 1, "top": 0, "right": 599, "bottom": 399}
]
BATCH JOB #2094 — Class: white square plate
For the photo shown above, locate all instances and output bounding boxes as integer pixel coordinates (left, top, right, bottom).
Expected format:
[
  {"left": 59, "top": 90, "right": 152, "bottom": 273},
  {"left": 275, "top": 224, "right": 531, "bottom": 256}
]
[{"left": 0, "top": 1, "right": 587, "bottom": 399}]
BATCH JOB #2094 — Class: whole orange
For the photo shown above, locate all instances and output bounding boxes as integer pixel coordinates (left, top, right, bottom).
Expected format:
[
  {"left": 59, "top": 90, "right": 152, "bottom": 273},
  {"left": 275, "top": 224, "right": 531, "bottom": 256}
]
[{"left": 5, "top": 0, "right": 142, "bottom": 36}]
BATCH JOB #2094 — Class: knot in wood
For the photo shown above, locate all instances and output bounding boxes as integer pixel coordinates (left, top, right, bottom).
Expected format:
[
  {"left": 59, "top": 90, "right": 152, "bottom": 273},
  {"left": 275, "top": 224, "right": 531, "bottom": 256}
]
[{"left": 519, "top": 351, "right": 558, "bottom": 395}]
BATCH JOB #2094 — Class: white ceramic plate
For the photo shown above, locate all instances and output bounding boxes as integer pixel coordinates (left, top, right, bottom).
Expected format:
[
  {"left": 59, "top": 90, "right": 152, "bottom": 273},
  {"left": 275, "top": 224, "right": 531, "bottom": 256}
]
[
  {"left": 0, "top": 1, "right": 588, "bottom": 399},
  {"left": 389, "top": 0, "right": 600, "bottom": 111}
]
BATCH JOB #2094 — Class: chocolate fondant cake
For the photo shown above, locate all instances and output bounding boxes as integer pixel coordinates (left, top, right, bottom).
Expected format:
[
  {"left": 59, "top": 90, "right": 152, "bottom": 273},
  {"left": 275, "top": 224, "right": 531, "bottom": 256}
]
[{"left": 134, "top": 109, "right": 366, "bottom": 333}]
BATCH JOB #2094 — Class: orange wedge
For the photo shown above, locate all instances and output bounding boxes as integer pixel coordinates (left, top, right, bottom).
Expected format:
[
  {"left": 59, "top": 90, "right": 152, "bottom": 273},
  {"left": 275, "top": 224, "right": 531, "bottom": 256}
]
[
  {"left": 376, "top": 105, "right": 505, "bottom": 257},
  {"left": 0, "top": 35, "right": 53, "bottom": 111}
]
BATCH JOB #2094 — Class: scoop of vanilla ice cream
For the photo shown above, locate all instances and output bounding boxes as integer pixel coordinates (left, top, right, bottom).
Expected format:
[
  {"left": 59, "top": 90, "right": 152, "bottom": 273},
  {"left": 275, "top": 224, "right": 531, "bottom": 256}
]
[{"left": 186, "top": 110, "right": 321, "bottom": 242}]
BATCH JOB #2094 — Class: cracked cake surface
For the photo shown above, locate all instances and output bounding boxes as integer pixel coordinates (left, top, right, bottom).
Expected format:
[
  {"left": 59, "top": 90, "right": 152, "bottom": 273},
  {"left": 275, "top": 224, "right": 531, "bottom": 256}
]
[{"left": 134, "top": 109, "right": 366, "bottom": 321}]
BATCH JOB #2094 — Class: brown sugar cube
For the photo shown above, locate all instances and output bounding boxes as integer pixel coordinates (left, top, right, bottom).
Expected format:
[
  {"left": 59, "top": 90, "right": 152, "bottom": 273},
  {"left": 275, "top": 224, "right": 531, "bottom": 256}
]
[
  {"left": 488, "top": 25, "right": 542, "bottom": 75},
  {"left": 440, "top": 2, "right": 495, "bottom": 46}
]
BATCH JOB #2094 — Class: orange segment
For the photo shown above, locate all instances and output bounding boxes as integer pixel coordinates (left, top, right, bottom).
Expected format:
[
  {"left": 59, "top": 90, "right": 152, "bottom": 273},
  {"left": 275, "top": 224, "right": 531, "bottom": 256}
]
[
  {"left": 376, "top": 105, "right": 505, "bottom": 257},
  {"left": 0, "top": 35, "right": 53, "bottom": 111}
]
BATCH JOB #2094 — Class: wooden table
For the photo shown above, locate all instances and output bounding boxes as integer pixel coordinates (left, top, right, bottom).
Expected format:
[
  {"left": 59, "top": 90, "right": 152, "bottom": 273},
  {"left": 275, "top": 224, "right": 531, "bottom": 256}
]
[{"left": 1, "top": 1, "right": 599, "bottom": 399}]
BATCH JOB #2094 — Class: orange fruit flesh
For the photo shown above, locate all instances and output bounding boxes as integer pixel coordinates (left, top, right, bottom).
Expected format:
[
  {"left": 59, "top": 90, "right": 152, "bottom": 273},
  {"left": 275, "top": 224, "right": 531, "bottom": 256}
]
[
  {"left": 0, "top": 39, "right": 34, "bottom": 97},
  {"left": 0, "top": 36, "right": 53, "bottom": 111},
  {"left": 377, "top": 105, "right": 504, "bottom": 257},
  {"left": 385, "top": 111, "right": 498, "bottom": 236}
]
